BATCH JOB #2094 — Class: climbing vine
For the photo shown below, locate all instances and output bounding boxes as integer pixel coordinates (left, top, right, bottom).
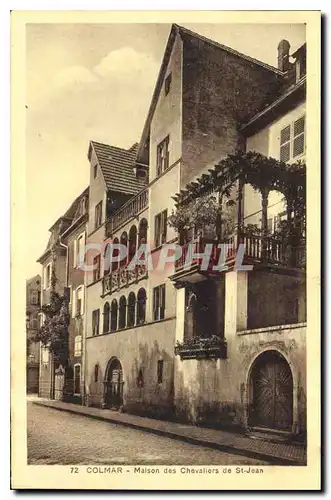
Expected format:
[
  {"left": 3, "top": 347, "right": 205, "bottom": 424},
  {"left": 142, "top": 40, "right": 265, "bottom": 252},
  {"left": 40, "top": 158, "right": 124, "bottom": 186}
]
[{"left": 168, "top": 193, "right": 236, "bottom": 242}]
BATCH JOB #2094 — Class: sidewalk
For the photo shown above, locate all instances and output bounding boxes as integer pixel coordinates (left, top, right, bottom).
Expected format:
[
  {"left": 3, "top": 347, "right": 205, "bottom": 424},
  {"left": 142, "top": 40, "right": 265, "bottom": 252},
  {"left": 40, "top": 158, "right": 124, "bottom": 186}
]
[{"left": 30, "top": 397, "right": 306, "bottom": 465}]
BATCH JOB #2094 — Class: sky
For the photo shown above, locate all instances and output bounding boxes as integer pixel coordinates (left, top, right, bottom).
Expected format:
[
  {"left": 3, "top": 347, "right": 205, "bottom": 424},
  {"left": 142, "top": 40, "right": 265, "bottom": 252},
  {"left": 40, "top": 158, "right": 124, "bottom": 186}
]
[{"left": 26, "top": 22, "right": 306, "bottom": 278}]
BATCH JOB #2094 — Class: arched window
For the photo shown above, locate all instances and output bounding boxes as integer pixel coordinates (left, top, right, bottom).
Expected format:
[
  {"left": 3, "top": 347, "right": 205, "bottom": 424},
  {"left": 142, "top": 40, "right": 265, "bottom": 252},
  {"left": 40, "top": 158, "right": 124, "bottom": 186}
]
[
  {"left": 104, "top": 244, "right": 110, "bottom": 275},
  {"left": 119, "top": 296, "right": 127, "bottom": 329},
  {"left": 110, "top": 300, "right": 118, "bottom": 331},
  {"left": 127, "top": 292, "right": 136, "bottom": 327},
  {"left": 138, "top": 218, "right": 148, "bottom": 246},
  {"left": 128, "top": 225, "right": 137, "bottom": 263},
  {"left": 94, "top": 364, "right": 99, "bottom": 383},
  {"left": 112, "top": 237, "right": 119, "bottom": 271},
  {"left": 120, "top": 232, "right": 128, "bottom": 267},
  {"left": 103, "top": 302, "right": 110, "bottom": 333},
  {"left": 136, "top": 288, "right": 147, "bottom": 325}
]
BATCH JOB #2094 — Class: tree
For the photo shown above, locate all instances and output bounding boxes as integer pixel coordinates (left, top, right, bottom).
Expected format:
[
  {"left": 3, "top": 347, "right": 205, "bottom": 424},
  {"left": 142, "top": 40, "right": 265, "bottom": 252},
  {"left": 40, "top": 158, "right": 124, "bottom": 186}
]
[{"left": 33, "top": 247, "right": 69, "bottom": 364}]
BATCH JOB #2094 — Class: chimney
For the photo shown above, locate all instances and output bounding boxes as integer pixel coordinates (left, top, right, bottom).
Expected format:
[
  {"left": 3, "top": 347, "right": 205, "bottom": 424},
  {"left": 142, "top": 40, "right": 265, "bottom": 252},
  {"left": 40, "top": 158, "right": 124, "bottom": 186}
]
[{"left": 277, "top": 39, "right": 290, "bottom": 72}]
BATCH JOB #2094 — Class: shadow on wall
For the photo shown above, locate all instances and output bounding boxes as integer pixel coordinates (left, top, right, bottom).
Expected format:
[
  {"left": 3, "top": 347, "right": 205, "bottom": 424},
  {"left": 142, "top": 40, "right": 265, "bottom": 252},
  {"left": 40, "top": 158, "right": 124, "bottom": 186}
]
[
  {"left": 86, "top": 340, "right": 174, "bottom": 420},
  {"left": 125, "top": 340, "right": 175, "bottom": 421},
  {"left": 174, "top": 359, "right": 245, "bottom": 432}
]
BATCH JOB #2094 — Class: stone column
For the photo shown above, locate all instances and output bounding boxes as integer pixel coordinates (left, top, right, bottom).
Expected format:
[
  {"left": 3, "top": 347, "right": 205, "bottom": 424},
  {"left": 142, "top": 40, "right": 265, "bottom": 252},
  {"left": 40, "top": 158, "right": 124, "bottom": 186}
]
[
  {"left": 175, "top": 287, "right": 186, "bottom": 342},
  {"left": 224, "top": 271, "right": 248, "bottom": 337}
]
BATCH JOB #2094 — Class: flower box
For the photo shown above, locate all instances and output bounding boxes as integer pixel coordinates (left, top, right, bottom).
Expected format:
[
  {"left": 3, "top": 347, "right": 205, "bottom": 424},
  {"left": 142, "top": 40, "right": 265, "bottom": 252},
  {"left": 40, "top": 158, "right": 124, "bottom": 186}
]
[{"left": 175, "top": 336, "right": 227, "bottom": 360}]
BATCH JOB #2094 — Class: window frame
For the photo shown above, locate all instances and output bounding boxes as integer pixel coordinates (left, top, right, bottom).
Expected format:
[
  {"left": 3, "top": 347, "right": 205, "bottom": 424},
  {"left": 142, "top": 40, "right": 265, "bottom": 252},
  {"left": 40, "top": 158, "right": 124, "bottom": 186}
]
[
  {"left": 74, "top": 286, "right": 84, "bottom": 317},
  {"left": 154, "top": 209, "right": 168, "bottom": 247},
  {"left": 93, "top": 254, "right": 101, "bottom": 282},
  {"left": 92, "top": 309, "right": 100, "bottom": 336},
  {"left": 157, "top": 360, "right": 164, "bottom": 384},
  {"left": 44, "top": 263, "right": 52, "bottom": 290},
  {"left": 279, "top": 115, "right": 305, "bottom": 162},
  {"left": 156, "top": 136, "right": 170, "bottom": 177},
  {"left": 153, "top": 284, "right": 166, "bottom": 321},
  {"left": 73, "top": 363, "right": 81, "bottom": 395},
  {"left": 95, "top": 201, "right": 103, "bottom": 229}
]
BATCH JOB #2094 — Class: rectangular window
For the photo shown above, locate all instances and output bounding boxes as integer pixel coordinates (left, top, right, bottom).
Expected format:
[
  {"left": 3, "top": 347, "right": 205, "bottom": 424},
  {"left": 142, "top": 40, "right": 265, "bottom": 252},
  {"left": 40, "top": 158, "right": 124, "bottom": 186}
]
[
  {"left": 95, "top": 201, "right": 103, "bottom": 229},
  {"left": 93, "top": 254, "right": 101, "bottom": 282},
  {"left": 74, "top": 335, "right": 82, "bottom": 356},
  {"left": 74, "top": 365, "right": 81, "bottom": 394},
  {"left": 44, "top": 263, "right": 51, "bottom": 290},
  {"left": 154, "top": 209, "right": 167, "bottom": 247},
  {"left": 153, "top": 284, "right": 166, "bottom": 321},
  {"left": 165, "top": 73, "right": 172, "bottom": 95},
  {"left": 93, "top": 164, "right": 98, "bottom": 179},
  {"left": 157, "top": 360, "right": 164, "bottom": 384},
  {"left": 30, "top": 314, "right": 39, "bottom": 330},
  {"left": 30, "top": 290, "right": 39, "bottom": 305},
  {"left": 74, "top": 233, "right": 85, "bottom": 268},
  {"left": 92, "top": 309, "right": 100, "bottom": 336},
  {"left": 280, "top": 116, "right": 305, "bottom": 162},
  {"left": 156, "top": 136, "right": 170, "bottom": 176},
  {"left": 75, "top": 287, "right": 84, "bottom": 316}
]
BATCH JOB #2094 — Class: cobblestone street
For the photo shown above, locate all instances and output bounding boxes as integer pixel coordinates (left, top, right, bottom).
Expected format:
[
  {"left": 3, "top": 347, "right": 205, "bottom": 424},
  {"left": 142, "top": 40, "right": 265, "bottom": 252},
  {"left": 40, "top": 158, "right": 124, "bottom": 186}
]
[{"left": 27, "top": 402, "right": 267, "bottom": 466}]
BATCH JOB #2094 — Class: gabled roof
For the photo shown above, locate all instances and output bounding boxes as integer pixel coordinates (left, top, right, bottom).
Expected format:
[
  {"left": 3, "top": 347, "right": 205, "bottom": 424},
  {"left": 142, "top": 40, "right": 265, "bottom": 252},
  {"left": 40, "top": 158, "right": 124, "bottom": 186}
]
[
  {"left": 136, "top": 23, "right": 285, "bottom": 163},
  {"left": 89, "top": 141, "right": 147, "bottom": 195}
]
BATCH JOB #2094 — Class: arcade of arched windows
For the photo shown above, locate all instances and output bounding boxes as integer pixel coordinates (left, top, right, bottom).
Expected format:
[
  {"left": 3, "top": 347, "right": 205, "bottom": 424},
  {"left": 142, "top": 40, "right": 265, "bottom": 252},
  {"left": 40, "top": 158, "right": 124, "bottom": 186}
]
[
  {"left": 100, "top": 288, "right": 147, "bottom": 334},
  {"left": 104, "top": 219, "right": 148, "bottom": 275}
]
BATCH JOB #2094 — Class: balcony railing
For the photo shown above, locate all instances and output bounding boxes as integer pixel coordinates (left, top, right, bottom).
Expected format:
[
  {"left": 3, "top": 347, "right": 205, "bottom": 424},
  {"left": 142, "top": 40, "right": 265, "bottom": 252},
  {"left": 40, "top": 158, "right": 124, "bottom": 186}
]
[
  {"left": 105, "top": 188, "right": 148, "bottom": 238},
  {"left": 175, "top": 336, "right": 227, "bottom": 360},
  {"left": 174, "top": 234, "right": 305, "bottom": 273},
  {"left": 102, "top": 264, "right": 148, "bottom": 296}
]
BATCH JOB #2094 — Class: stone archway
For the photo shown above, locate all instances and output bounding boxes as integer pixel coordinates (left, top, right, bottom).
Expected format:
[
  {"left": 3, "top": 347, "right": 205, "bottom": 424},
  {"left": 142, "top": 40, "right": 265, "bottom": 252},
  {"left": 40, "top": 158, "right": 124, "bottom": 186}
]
[
  {"left": 248, "top": 350, "right": 293, "bottom": 431},
  {"left": 103, "top": 357, "right": 124, "bottom": 409}
]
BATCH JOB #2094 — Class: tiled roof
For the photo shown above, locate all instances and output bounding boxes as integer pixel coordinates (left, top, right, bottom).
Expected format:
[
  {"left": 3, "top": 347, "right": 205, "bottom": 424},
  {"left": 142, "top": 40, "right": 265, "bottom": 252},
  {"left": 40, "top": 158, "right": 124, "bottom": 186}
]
[{"left": 90, "top": 141, "right": 147, "bottom": 195}]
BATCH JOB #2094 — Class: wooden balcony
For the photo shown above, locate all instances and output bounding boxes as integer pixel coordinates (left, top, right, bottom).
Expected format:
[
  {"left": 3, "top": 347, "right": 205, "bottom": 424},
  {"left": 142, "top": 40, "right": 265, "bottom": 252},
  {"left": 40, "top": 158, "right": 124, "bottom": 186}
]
[
  {"left": 175, "top": 336, "right": 227, "bottom": 360},
  {"left": 102, "top": 264, "right": 148, "bottom": 296},
  {"left": 171, "top": 234, "right": 305, "bottom": 283},
  {"left": 105, "top": 188, "right": 148, "bottom": 238}
]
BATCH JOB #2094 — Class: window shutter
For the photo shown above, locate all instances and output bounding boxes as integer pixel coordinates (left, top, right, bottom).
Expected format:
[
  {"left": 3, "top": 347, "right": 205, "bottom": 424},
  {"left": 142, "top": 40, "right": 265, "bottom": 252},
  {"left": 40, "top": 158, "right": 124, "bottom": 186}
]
[
  {"left": 81, "top": 286, "right": 85, "bottom": 315},
  {"left": 73, "top": 239, "right": 77, "bottom": 268},
  {"left": 161, "top": 210, "right": 167, "bottom": 244},
  {"left": 72, "top": 289, "right": 76, "bottom": 318},
  {"left": 153, "top": 287, "right": 158, "bottom": 320},
  {"left": 160, "top": 285, "right": 166, "bottom": 319},
  {"left": 293, "top": 116, "right": 305, "bottom": 157},
  {"left": 280, "top": 125, "right": 291, "bottom": 162},
  {"left": 154, "top": 214, "right": 160, "bottom": 247}
]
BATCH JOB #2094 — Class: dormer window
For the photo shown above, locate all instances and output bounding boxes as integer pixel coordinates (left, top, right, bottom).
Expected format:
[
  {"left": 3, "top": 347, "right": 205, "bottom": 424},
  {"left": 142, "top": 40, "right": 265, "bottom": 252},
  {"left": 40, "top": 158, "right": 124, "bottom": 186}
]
[{"left": 165, "top": 73, "right": 172, "bottom": 96}]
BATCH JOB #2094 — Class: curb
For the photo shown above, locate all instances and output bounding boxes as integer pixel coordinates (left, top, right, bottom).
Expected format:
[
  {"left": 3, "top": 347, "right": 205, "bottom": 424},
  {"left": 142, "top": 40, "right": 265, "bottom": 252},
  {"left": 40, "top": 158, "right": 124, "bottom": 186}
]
[{"left": 31, "top": 401, "right": 306, "bottom": 466}]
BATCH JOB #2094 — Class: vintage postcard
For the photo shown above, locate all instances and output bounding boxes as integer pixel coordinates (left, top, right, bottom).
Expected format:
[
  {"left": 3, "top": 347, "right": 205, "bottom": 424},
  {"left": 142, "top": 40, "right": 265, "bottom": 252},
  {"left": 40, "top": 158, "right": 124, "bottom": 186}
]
[{"left": 11, "top": 10, "right": 321, "bottom": 490}]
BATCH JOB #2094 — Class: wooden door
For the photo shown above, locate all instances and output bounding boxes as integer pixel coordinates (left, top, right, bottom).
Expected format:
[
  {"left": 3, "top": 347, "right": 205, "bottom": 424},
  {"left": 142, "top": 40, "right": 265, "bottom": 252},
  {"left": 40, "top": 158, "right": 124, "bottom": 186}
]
[
  {"left": 250, "top": 351, "right": 293, "bottom": 431},
  {"left": 105, "top": 360, "right": 123, "bottom": 408}
]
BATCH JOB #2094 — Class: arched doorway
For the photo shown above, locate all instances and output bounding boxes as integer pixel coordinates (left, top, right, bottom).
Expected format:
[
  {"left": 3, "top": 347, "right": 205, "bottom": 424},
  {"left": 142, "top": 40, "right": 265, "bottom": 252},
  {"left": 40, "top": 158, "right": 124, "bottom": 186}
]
[
  {"left": 104, "top": 358, "right": 124, "bottom": 409},
  {"left": 248, "top": 350, "right": 293, "bottom": 431}
]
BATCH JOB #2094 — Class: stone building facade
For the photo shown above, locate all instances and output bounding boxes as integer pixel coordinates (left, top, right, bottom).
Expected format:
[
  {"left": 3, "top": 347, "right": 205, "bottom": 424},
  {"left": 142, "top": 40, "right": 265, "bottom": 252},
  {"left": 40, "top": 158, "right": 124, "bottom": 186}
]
[{"left": 37, "top": 25, "right": 306, "bottom": 438}]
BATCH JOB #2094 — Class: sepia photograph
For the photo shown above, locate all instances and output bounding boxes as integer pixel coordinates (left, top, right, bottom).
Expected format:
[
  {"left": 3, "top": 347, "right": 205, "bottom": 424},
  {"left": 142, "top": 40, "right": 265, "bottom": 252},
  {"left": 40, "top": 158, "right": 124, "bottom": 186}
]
[{"left": 11, "top": 10, "right": 321, "bottom": 490}]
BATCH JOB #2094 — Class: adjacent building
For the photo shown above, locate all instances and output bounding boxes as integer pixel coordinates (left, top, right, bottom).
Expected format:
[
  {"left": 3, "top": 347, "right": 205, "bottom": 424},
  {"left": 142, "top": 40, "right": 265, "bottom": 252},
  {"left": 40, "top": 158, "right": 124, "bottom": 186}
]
[
  {"left": 35, "top": 25, "right": 306, "bottom": 439},
  {"left": 26, "top": 275, "right": 41, "bottom": 393}
]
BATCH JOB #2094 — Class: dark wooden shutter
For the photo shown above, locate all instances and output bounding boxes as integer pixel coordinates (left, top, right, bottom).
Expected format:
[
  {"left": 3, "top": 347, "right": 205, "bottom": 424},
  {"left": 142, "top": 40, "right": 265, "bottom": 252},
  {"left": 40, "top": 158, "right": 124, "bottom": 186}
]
[
  {"left": 154, "top": 214, "right": 161, "bottom": 247},
  {"left": 161, "top": 209, "right": 168, "bottom": 244},
  {"left": 153, "top": 287, "right": 159, "bottom": 321},
  {"left": 280, "top": 125, "right": 291, "bottom": 162},
  {"left": 160, "top": 284, "right": 166, "bottom": 320}
]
